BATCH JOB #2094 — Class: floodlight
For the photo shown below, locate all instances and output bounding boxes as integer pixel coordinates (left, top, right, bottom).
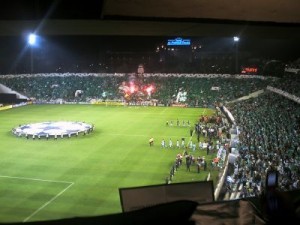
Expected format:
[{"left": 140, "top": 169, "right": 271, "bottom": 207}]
[
  {"left": 233, "top": 36, "right": 240, "bottom": 42},
  {"left": 28, "top": 33, "right": 37, "bottom": 46}
]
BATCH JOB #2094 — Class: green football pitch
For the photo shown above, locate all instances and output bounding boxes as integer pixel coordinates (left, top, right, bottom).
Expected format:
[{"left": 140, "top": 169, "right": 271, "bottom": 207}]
[{"left": 0, "top": 104, "right": 219, "bottom": 222}]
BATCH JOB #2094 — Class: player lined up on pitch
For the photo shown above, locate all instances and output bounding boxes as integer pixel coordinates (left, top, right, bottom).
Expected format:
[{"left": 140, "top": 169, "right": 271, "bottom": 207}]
[
  {"left": 166, "top": 119, "right": 190, "bottom": 127},
  {"left": 160, "top": 138, "right": 198, "bottom": 151}
]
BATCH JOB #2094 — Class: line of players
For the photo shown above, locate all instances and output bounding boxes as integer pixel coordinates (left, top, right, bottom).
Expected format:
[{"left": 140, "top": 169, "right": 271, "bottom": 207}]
[
  {"left": 166, "top": 119, "right": 191, "bottom": 127},
  {"left": 159, "top": 138, "right": 214, "bottom": 152},
  {"left": 149, "top": 137, "right": 215, "bottom": 158},
  {"left": 160, "top": 138, "right": 195, "bottom": 150}
]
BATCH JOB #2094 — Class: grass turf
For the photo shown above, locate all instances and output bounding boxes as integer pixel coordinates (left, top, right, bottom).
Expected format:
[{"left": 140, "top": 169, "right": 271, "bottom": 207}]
[{"left": 0, "top": 104, "right": 219, "bottom": 222}]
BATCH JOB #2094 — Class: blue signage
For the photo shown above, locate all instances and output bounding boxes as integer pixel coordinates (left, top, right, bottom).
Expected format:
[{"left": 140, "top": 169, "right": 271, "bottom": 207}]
[{"left": 167, "top": 37, "right": 191, "bottom": 46}]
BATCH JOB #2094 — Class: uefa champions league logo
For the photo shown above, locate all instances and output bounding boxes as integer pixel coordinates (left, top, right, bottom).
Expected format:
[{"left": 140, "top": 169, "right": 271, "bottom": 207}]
[{"left": 12, "top": 121, "right": 94, "bottom": 139}]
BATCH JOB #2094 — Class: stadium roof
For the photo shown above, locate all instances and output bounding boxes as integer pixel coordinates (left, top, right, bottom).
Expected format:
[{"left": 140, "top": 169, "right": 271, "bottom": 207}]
[{"left": 0, "top": 0, "right": 299, "bottom": 38}]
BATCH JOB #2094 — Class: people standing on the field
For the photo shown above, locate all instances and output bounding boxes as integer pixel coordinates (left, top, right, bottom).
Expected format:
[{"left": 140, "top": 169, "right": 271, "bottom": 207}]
[
  {"left": 197, "top": 162, "right": 201, "bottom": 173},
  {"left": 149, "top": 137, "right": 154, "bottom": 146},
  {"left": 198, "top": 141, "right": 202, "bottom": 150},
  {"left": 192, "top": 143, "right": 196, "bottom": 151},
  {"left": 176, "top": 139, "right": 180, "bottom": 148},
  {"left": 169, "top": 138, "right": 173, "bottom": 148},
  {"left": 207, "top": 143, "right": 213, "bottom": 155},
  {"left": 165, "top": 176, "right": 169, "bottom": 184},
  {"left": 176, "top": 153, "right": 183, "bottom": 165},
  {"left": 161, "top": 139, "right": 166, "bottom": 148},
  {"left": 181, "top": 138, "right": 185, "bottom": 148},
  {"left": 186, "top": 154, "right": 191, "bottom": 171},
  {"left": 203, "top": 159, "right": 207, "bottom": 171},
  {"left": 167, "top": 119, "right": 194, "bottom": 128},
  {"left": 202, "top": 128, "right": 207, "bottom": 137}
]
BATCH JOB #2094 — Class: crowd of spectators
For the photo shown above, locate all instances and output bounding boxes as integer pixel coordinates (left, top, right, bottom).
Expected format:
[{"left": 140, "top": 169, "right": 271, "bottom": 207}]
[
  {"left": 275, "top": 58, "right": 300, "bottom": 96},
  {"left": 0, "top": 74, "right": 124, "bottom": 102},
  {"left": 0, "top": 73, "right": 274, "bottom": 108},
  {"left": 271, "top": 73, "right": 300, "bottom": 97},
  {"left": 224, "top": 91, "right": 300, "bottom": 199},
  {"left": 146, "top": 75, "right": 273, "bottom": 107},
  {"left": 285, "top": 58, "right": 300, "bottom": 70}
]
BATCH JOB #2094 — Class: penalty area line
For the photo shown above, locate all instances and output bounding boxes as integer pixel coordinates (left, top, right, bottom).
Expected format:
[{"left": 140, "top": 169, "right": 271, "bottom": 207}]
[{"left": 23, "top": 182, "right": 74, "bottom": 222}]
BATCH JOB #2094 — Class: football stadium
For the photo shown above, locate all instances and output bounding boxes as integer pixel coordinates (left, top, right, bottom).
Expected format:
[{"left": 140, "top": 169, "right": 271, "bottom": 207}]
[{"left": 0, "top": 1, "right": 300, "bottom": 225}]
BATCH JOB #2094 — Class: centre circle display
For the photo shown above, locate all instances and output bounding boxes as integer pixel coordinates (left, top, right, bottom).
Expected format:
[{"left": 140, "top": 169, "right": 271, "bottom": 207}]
[{"left": 12, "top": 121, "right": 94, "bottom": 139}]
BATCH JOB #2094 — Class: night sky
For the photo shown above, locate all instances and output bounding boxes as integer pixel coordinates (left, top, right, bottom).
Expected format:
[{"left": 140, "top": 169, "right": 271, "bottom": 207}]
[
  {"left": 0, "top": 0, "right": 298, "bottom": 73},
  {"left": 0, "top": 35, "right": 298, "bottom": 60}
]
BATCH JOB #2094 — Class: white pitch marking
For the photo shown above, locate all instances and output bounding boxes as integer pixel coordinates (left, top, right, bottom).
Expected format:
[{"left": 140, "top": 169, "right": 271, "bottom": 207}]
[
  {"left": 0, "top": 175, "right": 74, "bottom": 222},
  {"left": 0, "top": 175, "right": 73, "bottom": 184},
  {"left": 23, "top": 182, "right": 74, "bottom": 222},
  {"left": 159, "top": 108, "right": 167, "bottom": 114}
]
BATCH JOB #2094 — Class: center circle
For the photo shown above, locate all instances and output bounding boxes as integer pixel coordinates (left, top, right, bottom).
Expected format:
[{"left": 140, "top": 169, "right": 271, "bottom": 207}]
[{"left": 12, "top": 121, "right": 94, "bottom": 139}]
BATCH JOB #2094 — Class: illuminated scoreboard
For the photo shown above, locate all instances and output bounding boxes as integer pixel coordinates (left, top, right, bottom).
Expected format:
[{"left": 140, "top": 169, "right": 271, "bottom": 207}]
[
  {"left": 167, "top": 37, "right": 191, "bottom": 46},
  {"left": 241, "top": 67, "right": 258, "bottom": 74}
]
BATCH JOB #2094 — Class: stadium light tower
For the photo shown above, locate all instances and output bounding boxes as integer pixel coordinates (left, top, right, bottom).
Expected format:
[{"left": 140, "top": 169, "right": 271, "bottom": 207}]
[
  {"left": 233, "top": 36, "right": 240, "bottom": 74},
  {"left": 27, "top": 33, "right": 37, "bottom": 74}
]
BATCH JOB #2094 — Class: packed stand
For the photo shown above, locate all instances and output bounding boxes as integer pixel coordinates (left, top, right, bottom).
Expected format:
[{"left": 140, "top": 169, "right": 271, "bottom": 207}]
[
  {"left": 146, "top": 75, "right": 271, "bottom": 107},
  {"left": 225, "top": 91, "right": 300, "bottom": 199},
  {"left": 0, "top": 75, "right": 124, "bottom": 102},
  {"left": 0, "top": 74, "right": 274, "bottom": 107},
  {"left": 271, "top": 73, "right": 300, "bottom": 97}
]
